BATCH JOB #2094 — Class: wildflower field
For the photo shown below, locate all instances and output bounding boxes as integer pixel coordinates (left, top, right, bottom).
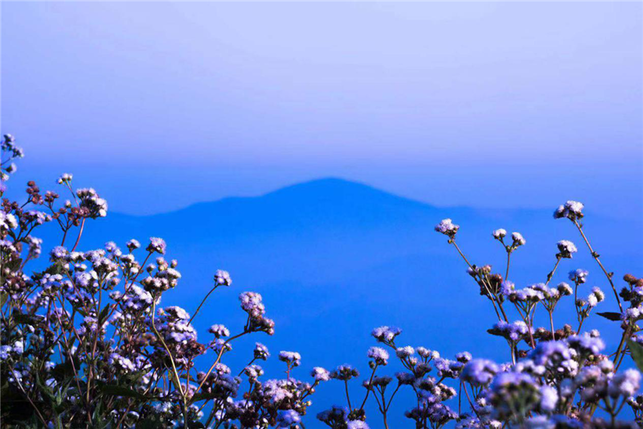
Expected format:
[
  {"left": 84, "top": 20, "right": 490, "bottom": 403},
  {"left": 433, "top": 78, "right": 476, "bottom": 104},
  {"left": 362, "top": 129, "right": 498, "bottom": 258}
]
[{"left": 2, "top": 134, "right": 642, "bottom": 428}]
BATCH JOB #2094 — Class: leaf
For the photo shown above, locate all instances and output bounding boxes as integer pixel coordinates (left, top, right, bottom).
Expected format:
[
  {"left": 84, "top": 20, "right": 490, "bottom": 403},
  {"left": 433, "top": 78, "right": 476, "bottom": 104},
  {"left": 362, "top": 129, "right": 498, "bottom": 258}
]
[
  {"left": 191, "top": 391, "right": 222, "bottom": 402},
  {"left": 97, "top": 304, "right": 112, "bottom": 326},
  {"left": 628, "top": 340, "right": 643, "bottom": 372},
  {"left": 97, "top": 383, "right": 147, "bottom": 400},
  {"left": 0, "top": 292, "right": 8, "bottom": 307},
  {"left": 597, "top": 312, "right": 622, "bottom": 321},
  {"left": 5, "top": 257, "right": 22, "bottom": 272},
  {"left": 137, "top": 419, "right": 160, "bottom": 429},
  {"left": 51, "top": 357, "right": 81, "bottom": 380},
  {"left": 45, "top": 262, "right": 66, "bottom": 275},
  {"left": 11, "top": 312, "right": 44, "bottom": 326}
]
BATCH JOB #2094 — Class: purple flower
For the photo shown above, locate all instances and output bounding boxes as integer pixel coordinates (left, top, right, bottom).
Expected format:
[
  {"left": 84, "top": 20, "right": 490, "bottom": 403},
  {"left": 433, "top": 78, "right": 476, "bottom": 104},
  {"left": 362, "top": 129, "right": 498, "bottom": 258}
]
[
  {"left": 371, "top": 326, "right": 402, "bottom": 344},
  {"left": 146, "top": 237, "right": 166, "bottom": 254},
  {"left": 367, "top": 346, "right": 390, "bottom": 365},
  {"left": 462, "top": 359, "right": 499, "bottom": 386},
  {"left": 435, "top": 219, "right": 459, "bottom": 237},
  {"left": 347, "top": 421, "right": 369, "bottom": 429},
  {"left": 254, "top": 342, "right": 270, "bottom": 360},
  {"left": 554, "top": 200, "right": 584, "bottom": 220},
  {"left": 214, "top": 269, "right": 232, "bottom": 286},
  {"left": 608, "top": 369, "right": 641, "bottom": 398},
  {"left": 557, "top": 240, "right": 578, "bottom": 258},
  {"left": 208, "top": 324, "right": 230, "bottom": 338},
  {"left": 278, "top": 351, "right": 301, "bottom": 367},
  {"left": 276, "top": 410, "right": 301, "bottom": 427},
  {"left": 569, "top": 269, "right": 589, "bottom": 284},
  {"left": 311, "top": 367, "right": 331, "bottom": 382}
]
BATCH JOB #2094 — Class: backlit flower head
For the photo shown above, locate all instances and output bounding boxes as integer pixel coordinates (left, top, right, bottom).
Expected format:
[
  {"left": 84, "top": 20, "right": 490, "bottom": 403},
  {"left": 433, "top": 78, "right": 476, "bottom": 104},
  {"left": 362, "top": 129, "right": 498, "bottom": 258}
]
[{"left": 435, "top": 219, "right": 459, "bottom": 238}]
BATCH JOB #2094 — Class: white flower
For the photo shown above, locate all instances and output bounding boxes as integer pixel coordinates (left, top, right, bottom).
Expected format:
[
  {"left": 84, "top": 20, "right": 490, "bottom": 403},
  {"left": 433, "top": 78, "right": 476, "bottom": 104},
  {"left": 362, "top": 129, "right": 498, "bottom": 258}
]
[{"left": 492, "top": 228, "right": 507, "bottom": 239}]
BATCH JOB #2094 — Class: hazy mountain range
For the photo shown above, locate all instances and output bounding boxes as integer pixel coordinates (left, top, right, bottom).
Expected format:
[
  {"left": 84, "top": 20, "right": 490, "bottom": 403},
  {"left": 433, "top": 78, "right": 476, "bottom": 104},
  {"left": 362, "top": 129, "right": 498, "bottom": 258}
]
[{"left": 34, "top": 178, "right": 643, "bottom": 427}]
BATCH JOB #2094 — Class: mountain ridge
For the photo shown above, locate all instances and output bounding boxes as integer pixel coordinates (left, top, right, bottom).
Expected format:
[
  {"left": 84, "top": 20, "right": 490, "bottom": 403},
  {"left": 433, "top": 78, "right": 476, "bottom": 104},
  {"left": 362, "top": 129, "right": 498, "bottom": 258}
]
[{"left": 107, "top": 177, "right": 636, "bottom": 225}]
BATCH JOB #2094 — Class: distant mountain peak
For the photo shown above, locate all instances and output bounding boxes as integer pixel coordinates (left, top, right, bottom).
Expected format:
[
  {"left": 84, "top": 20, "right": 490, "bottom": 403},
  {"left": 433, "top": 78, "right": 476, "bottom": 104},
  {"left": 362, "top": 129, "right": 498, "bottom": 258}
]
[
  {"left": 153, "top": 177, "right": 435, "bottom": 219},
  {"left": 261, "top": 177, "right": 430, "bottom": 208},
  {"left": 264, "top": 177, "right": 379, "bottom": 196}
]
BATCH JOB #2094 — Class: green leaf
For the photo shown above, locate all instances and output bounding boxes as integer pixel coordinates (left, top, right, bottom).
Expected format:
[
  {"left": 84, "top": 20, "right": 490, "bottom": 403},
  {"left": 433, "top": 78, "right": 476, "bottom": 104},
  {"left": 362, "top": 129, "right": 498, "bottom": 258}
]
[
  {"left": 137, "top": 419, "right": 160, "bottom": 429},
  {"left": 5, "top": 257, "right": 22, "bottom": 272},
  {"left": 628, "top": 340, "right": 643, "bottom": 372},
  {"left": 45, "top": 262, "right": 66, "bottom": 275},
  {"left": 51, "top": 357, "right": 81, "bottom": 381},
  {"left": 97, "top": 383, "right": 147, "bottom": 400},
  {"left": 0, "top": 292, "right": 8, "bottom": 307},
  {"left": 11, "top": 312, "right": 43, "bottom": 326},
  {"left": 597, "top": 312, "right": 622, "bottom": 321},
  {"left": 97, "top": 304, "right": 112, "bottom": 326},
  {"left": 191, "top": 391, "right": 222, "bottom": 402}
]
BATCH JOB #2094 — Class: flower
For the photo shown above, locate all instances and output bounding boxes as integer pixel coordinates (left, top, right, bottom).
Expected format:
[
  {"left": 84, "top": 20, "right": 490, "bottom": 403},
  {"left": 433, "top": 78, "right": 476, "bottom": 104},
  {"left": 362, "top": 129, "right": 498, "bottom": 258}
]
[
  {"left": 540, "top": 386, "right": 558, "bottom": 413},
  {"left": 371, "top": 326, "right": 402, "bottom": 345},
  {"left": 461, "top": 359, "right": 499, "bottom": 386},
  {"left": 488, "top": 372, "right": 540, "bottom": 420},
  {"left": 57, "top": 173, "right": 73, "bottom": 184},
  {"left": 76, "top": 188, "right": 108, "bottom": 218},
  {"left": 331, "top": 364, "right": 359, "bottom": 381},
  {"left": 554, "top": 200, "right": 584, "bottom": 220},
  {"left": 276, "top": 410, "right": 301, "bottom": 428},
  {"left": 126, "top": 239, "right": 141, "bottom": 251},
  {"left": 489, "top": 320, "right": 531, "bottom": 343},
  {"left": 492, "top": 228, "right": 507, "bottom": 240},
  {"left": 557, "top": 240, "right": 578, "bottom": 258},
  {"left": 278, "top": 351, "right": 301, "bottom": 368},
  {"left": 609, "top": 369, "right": 641, "bottom": 398},
  {"left": 511, "top": 232, "right": 526, "bottom": 247},
  {"left": 311, "top": 367, "right": 331, "bottom": 382},
  {"left": 317, "top": 406, "right": 349, "bottom": 426},
  {"left": 214, "top": 269, "right": 232, "bottom": 286},
  {"left": 456, "top": 351, "right": 472, "bottom": 363},
  {"left": 435, "top": 219, "right": 459, "bottom": 238},
  {"left": 208, "top": 324, "right": 230, "bottom": 338},
  {"left": 146, "top": 237, "right": 167, "bottom": 254},
  {"left": 347, "top": 421, "right": 370, "bottom": 429},
  {"left": 254, "top": 342, "right": 270, "bottom": 360},
  {"left": 367, "top": 347, "right": 390, "bottom": 365},
  {"left": 569, "top": 269, "right": 589, "bottom": 284},
  {"left": 557, "top": 282, "right": 573, "bottom": 296},
  {"left": 396, "top": 346, "right": 415, "bottom": 359}
]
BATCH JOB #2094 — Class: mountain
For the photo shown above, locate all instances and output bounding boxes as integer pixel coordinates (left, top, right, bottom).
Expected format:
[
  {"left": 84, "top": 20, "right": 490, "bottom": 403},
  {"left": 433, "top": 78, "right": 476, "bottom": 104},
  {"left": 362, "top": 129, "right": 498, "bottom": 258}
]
[{"left": 33, "top": 178, "right": 643, "bottom": 427}]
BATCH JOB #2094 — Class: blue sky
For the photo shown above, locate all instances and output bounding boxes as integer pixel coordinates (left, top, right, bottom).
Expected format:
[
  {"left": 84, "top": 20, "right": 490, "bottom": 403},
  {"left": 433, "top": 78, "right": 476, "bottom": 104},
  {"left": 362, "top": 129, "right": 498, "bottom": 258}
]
[{"left": 2, "top": 1, "right": 641, "bottom": 218}]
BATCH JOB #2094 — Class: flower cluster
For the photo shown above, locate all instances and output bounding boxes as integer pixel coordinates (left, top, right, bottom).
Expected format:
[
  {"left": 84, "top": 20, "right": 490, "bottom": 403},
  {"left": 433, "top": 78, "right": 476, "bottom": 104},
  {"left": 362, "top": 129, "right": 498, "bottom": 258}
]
[
  {"left": 2, "top": 135, "right": 642, "bottom": 428},
  {"left": 0, "top": 135, "right": 326, "bottom": 429},
  {"left": 434, "top": 218, "right": 459, "bottom": 239},
  {"left": 554, "top": 200, "right": 584, "bottom": 221},
  {"left": 317, "top": 207, "right": 641, "bottom": 428},
  {"left": 0, "top": 134, "right": 24, "bottom": 189}
]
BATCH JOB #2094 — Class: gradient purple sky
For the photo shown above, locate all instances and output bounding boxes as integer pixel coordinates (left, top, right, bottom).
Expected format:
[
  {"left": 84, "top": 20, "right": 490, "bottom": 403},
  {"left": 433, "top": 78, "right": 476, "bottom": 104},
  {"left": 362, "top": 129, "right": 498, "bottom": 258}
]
[{"left": 2, "top": 2, "right": 642, "bottom": 218}]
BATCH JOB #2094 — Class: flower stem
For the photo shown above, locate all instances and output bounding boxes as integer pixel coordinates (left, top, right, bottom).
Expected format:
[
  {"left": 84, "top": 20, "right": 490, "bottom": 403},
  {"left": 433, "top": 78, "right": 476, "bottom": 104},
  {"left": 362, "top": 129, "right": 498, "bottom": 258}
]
[{"left": 573, "top": 220, "right": 622, "bottom": 312}]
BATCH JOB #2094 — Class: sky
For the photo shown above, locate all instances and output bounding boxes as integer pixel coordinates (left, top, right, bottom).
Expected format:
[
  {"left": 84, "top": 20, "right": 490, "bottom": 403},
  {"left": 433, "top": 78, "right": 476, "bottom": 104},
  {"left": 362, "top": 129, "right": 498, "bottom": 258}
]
[{"left": 1, "top": 1, "right": 642, "bottom": 218}]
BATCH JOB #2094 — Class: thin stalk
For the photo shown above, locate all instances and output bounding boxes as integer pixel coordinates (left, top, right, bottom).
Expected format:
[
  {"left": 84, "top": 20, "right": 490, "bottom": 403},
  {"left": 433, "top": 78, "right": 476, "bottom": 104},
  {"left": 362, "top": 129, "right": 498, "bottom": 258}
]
[
  {"left": 70, "top": 217, "right": 86, "bottom": 252},
  {"left": 194, "top": 332, "right": 247, "bottom": 396},
  {"left": 573, "top": 220, "right": 622, "bottom": 312},
  {"left": 451, "top": 241, "right": 503, "bottom": 321},
  {"left": 359, "top": 365, "right": 379, "bottom": 410},
  {"left": 545, "top": 256, "right": 561, "bottom": 285},
  {"left": 150, "top": 300, "right": 187, "bottom": 426},
  {"left": 344, "top": 380, "right": 353, "bottom": 410},
  {"left": 189, "top": 285, "right": 219, "bottom": 325}
]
